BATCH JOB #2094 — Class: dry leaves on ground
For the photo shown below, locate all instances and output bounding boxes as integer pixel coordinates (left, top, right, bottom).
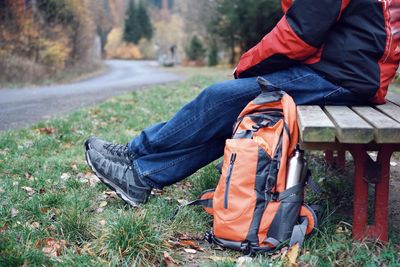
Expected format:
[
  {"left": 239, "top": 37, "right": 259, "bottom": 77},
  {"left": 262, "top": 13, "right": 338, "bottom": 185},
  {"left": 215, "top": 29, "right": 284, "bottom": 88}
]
[
  {"left": 285, "top": 243, "right": 300, "bottom": 266},
  {"left": 168, "top": 239, "right": 205, "bottom": 252},
  {"left": 21, "top": 186, "right": 35, "bottom": 196},
  {"left": 36, "top": 238, "right": 69, "bottom": 258},
  {"left": 77, "top": 172, "right": 100, "bottom": 187},
  {"left": 99, "top": 201, "right": 108, "bottom": 208},
  {"left": 183, "top": 248, "right": 197, "bottom": 254},
  {"left": 24, "top": 172, "right": 34, "bottom": 181},
  {"left": 163, "top": 251, "right": 179, "bottom": 267},
  {"left": 35, "top": 127, "right": 56, "bottom": 135},
  {"left": 0, "top": 224, "right": 8, "bottom": 234}
]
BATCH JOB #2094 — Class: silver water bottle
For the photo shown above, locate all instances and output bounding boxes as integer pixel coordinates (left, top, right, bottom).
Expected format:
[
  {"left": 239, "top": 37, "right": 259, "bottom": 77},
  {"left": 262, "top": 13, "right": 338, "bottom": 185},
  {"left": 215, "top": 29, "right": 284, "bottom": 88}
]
[{"left": 286, "top": 145, "right": 308, "bottom": 189}]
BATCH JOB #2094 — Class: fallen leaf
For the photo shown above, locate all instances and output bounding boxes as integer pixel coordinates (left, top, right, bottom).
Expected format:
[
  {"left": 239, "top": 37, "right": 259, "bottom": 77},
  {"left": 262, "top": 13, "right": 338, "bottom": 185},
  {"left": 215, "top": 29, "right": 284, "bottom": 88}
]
[
  {"left": 99, "top": 201, "right": 108, "bottom": 208},
  {"left": 271, "top": 252, "right": 282, "bottom": 261},
  {"left": 40, "top": 207, "right": 49, "bottom": 214},
  {"left": 104, "top": 190, "right": 117, "bottom": 199},
  {"left": 167, "top": 240, "right": 181, "bottom": 248},
  {"left": 286, "top": 243, "right": 300, "bottom": 265},
  {"left": 21, "top": 186, "right": 35, "bottom": 196},
  {"left": 62, "top": 143, "right": 73, "bottom": 149},
  {"left": 60, "top": 173, "right": 70, "bottom": 181},
  {"left": 35, "top": 127, "right": 56, "bottom": 135},
  {"left": 30, "top": 222, "right": 40, "bottom": 229},
  {"left": 151, "top": 189, "right": 163, "bottom": 196},
  {"left": 82, "top": 244, "right": 96, "bottom": 257},
  {"left": 46, "top": 224, "right": 57, "bottom": 232},
  {"left": 163, "top": 251, "right": 178, "bottom": 267},
  {"left": 179, "top": 240, "right": 204, "bottom": 251},
  {"left": 96, "top": 208, "right": 104, "bottom": 213},
  {"left": 39, "top": 238, "right": 68, "bottom": 257},
  {"left": 13, "top": 181, "right": 19, "bottom": 187},
  {"left": 87, "top": 174, "right": 100, "bottom": 187},
  {"left": 0, "top": 224, "right": 8, "bottom": 234},
  {"left": 11, "top": 208, "right": 19, "bottom": 218},
  {"left": 99, "top": 220, "right": 106, "bottom": 226},
  {"left": 24, "top": 172, "right": 34, "bottom": 181},
  {"left": 183, "top": 248, "right": 197, "bottom": 254},
  {"left": 71, "top": 163, "right": 78, "bottom": 171}
]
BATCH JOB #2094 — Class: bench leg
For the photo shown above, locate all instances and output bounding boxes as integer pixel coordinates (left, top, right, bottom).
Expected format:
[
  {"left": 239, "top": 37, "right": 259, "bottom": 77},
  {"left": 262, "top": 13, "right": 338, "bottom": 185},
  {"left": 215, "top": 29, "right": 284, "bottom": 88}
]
[{"left": 349, "top": 145, "right": 393, "bottom": 242}]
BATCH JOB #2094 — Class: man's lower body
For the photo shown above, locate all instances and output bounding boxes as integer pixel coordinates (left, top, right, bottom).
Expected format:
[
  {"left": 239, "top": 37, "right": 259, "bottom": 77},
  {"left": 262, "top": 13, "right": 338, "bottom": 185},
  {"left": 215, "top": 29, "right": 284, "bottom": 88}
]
[{"left": 85, "top": 65, "right": 367, "bottom": 206}]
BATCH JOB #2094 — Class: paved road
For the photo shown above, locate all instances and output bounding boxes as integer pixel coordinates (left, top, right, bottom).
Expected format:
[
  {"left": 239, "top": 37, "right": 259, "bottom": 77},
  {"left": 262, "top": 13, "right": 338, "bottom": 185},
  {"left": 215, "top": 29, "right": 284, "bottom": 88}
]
[{"left": 0, "top": 60, "right": 183, "bottom": 131}]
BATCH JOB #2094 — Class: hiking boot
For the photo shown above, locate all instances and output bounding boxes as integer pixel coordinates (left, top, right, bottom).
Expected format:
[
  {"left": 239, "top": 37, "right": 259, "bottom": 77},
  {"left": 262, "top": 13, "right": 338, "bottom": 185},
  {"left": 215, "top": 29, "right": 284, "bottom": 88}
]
[
  {"left": 84, "top": 136, "right": 137, "bottom": 165},
  {"left": 85, "top": 149, "right": 152, "bottom": 206}
]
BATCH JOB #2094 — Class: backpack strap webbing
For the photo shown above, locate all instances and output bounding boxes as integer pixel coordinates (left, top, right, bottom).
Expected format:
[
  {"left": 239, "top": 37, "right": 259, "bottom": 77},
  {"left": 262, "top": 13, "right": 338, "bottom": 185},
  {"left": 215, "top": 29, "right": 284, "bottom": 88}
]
[
  {"left": 187, "top": 198, "right": 213, "bottom": 208},
  {"left": 289, "top": 217, "right": 308, "bottom": 248}
]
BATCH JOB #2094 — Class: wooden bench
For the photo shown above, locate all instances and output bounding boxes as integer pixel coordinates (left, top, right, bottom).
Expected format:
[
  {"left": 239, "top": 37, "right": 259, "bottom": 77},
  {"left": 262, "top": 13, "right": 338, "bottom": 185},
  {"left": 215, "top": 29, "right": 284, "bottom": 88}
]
[{"left": 297, "top": 91, "right": 400, "bottom": 242}]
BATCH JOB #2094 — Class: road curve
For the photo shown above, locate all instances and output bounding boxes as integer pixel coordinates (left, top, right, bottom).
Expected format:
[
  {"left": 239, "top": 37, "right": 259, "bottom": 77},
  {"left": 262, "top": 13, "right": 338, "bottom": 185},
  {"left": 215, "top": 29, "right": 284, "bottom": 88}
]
[{"left": 0, "top": 60, "right": 183, "bottom": 131}]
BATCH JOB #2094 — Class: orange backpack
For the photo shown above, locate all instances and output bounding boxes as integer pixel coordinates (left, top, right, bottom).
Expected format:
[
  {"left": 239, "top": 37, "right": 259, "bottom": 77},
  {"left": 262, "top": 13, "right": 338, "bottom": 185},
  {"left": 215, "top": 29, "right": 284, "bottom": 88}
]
[{"left": 190, "top": 77, "right": 318, "bottom": 254}]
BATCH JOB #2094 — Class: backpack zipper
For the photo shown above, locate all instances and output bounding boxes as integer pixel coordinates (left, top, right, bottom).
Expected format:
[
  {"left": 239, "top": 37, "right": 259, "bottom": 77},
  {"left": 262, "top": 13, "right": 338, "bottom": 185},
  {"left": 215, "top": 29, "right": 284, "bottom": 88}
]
[{"left": 224, "top": 153, "right": 237, "bottom": 209}]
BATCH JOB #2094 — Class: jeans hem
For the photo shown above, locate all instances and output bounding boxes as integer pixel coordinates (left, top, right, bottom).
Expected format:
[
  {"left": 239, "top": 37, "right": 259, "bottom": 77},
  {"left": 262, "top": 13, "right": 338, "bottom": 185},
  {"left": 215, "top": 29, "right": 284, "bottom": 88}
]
[{"left": 132, "top": 160, "right": 163, "bottom": 189}]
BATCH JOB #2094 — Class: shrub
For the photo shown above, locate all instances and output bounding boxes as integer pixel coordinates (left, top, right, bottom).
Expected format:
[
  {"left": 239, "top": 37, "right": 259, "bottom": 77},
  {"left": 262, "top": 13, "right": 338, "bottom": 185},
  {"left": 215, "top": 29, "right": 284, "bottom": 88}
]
[
  {"left": 0, "top": 55, "right": 48, "bottom": 84},
  {"left": 38, "top": 39, "right": 71, "bottom": 71},
  {"left": 185, "top": 36, "right": 206, "bottom": 61}
]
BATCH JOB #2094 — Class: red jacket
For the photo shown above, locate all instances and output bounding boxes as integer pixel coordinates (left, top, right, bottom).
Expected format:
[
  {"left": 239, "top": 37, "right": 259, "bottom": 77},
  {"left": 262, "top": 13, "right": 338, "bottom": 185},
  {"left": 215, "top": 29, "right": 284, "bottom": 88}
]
[{"left": 235, "top": 0, "right": 400, "bottom": 104}]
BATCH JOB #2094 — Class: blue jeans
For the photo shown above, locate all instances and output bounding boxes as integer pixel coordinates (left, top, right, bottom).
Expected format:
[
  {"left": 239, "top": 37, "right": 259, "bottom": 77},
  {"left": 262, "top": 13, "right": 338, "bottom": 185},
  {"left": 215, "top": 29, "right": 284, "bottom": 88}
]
[{"left": 128, "top": 65, "right": 367, "bottom": 188}]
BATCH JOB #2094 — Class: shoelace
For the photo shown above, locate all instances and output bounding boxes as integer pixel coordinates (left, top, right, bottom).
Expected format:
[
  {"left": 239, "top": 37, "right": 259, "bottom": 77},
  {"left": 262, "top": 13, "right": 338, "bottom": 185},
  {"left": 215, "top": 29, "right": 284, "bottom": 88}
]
[{"left": 104, "top": 143, "right": 128, "bottom": 157}]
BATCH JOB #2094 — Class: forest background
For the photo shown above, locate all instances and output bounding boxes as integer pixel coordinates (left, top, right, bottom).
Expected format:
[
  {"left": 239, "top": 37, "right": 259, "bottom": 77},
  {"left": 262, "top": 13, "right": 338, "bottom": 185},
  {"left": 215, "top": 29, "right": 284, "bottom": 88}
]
[{"left": 0, "top": 0, "right": 282, "bottom": 85}]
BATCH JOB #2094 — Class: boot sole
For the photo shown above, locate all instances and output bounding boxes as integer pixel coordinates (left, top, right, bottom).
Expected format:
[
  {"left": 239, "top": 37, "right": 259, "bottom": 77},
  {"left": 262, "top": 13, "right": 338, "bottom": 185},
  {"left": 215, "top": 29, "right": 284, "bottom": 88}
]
[{"left": 85, "top": 150, "right": 141, "bottom": 208}]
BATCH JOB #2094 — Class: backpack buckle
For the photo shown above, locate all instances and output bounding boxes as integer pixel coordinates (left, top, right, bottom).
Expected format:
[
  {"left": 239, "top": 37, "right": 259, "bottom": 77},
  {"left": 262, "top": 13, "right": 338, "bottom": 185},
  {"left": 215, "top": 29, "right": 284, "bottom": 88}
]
[
  {"left": 265, "top": 191, "right": 279, "bottom": 202},
  {"left": 204, "top": 231, "right": 213, "bottom": 244},
  {"left": 240, "top": 242, "right": 251, "bottom": 255}
]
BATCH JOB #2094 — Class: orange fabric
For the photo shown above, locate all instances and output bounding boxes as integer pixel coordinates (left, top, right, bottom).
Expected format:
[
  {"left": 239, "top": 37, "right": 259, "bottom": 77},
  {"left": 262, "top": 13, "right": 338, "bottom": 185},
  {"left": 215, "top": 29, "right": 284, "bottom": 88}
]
[
  {"left": 200, "top": 191, "right": 215, "bottom": 215},
  {"left": 257, "top": 202, "right": 281, "bottom": 245},
  {"left": 277, "top": 94, "right": 298, "bottom": 191},
  {"left": 235, "top": 16, "right": 318, "bottom": 78},
  {"left": 281, "top": 0, "right": 293, "bottom": 13},
  {"left": 372, "top": 0, "right": 400, "bottom": 104},
  {"left": 213, "top": 139, "right": 259, "bottom": 241},
  {"left": 300, "top": 206, "right": 316, "bottom": 235}
]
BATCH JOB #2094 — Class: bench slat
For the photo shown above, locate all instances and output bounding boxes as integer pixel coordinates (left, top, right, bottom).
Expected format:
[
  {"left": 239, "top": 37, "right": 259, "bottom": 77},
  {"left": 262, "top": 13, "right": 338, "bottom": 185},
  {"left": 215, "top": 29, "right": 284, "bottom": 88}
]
[
  {"left": 386, "top": 91, "right": 400, "bottom": 106},
  {"left": 352, "top": 106, "right": 400, "bottom": 143},
  {"left": 375, "top": 102, "right": 400, "bottom": 123},
  {"left": 324, "top": 106, "right": 374, "bottom": 143},
  {"left": 297, "top": 106, "right": 336, "bottom": 142}
]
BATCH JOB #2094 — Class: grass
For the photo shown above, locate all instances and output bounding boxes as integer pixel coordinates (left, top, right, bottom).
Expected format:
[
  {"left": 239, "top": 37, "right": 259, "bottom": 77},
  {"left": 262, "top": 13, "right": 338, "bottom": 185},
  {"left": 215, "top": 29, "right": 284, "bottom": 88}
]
[
  {"left": 0, "top": 67, "right": 399, "bottom": 266},
  {"left": 0, "top": 63, "right": 107, "bottom": 89}
]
